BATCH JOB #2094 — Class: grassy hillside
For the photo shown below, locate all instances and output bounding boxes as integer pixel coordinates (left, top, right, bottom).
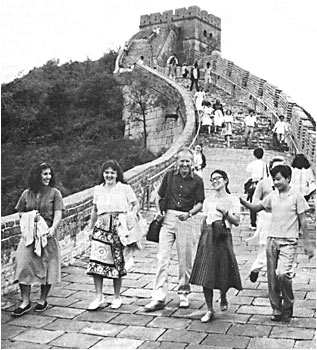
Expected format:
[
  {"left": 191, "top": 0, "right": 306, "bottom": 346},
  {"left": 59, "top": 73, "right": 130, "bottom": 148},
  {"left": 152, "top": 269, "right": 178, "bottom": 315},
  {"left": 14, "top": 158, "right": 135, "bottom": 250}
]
[{"left": 1, "top": 51, "right": 155, "bottom": 216}]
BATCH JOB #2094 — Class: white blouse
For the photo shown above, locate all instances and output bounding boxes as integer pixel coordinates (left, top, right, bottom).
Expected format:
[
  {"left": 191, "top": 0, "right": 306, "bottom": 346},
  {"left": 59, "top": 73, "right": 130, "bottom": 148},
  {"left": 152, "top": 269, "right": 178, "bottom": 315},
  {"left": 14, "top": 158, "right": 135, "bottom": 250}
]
[
  {"left": 203, "top": 193, "right": 240, "bottom": 228},
  {"left": 93, "top": 182, "right": 137, "bottom": 215}
]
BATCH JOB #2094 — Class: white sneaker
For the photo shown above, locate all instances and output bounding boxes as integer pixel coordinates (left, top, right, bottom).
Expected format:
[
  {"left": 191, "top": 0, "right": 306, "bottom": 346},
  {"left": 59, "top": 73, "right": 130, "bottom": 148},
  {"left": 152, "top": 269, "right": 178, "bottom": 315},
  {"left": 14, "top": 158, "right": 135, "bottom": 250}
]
[
  {"left": 87, "top": 296, "right": 105, "bottom": 310},
  {"left": 111, "top": 298, "right": 122, "bottom": 309},
  {"left": 179, "top": 294, "right": 189, "bottom": 308}
]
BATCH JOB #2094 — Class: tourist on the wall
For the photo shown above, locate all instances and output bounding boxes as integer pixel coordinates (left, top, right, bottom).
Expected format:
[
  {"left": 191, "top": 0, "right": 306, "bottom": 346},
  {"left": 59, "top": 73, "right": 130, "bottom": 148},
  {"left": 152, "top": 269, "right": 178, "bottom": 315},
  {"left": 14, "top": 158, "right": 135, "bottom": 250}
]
[
  {"left": 190, "top": 170, "right": 242, "bottom": 323},
  {"left": 167, "top": 53, "right": 178, "bottom": 79},
  {"left": 137, "top": 56, "right": 145, "bottom": 65},
  {"left": 12, "top": 162, "right": 64, "bottom": 317},
  {"left": 181, "top": 63, "right": 189, "bottom": 79},
  {"left": 193, "top": 144, "right": 207, "bottom": 178},
  {"left": 272, "top": 115, "right": 287, "bottom": 149},
  {"left": 240, "top": 165, "right": 314, "bottom": 322},
  {"left": 194, "top": 86, "right": 206, "bottom": 114},
  {"left": 204, "top": 61, "right": 212, "bottom": 92},
  {"left": 87, "top": 160, "right": 141, "bottom": 310},
  {"left": 244, "top": 148, "right": 269, "bottom": 230},
  {"left": 190, "top": 62, "right": 200, "bottom": 91},
  {"left": 222, "top": 109, "right": 234, "bottom": 147},
  {"left": 290, "top": 154, "right": 316, "bottom": 202},
  {"left": 212, "top": 98, "right": 224, "bottom": 133},
  {"left": 144, "top": 148, "right": 205, "bottom": 311},
  {"left": 244, "top": 109, "right": 257, "bottom": 146},
  {"left": 200, "top": 101, "right": 213, "bottom": 135},
  {"left": 246, "top": 156, "right": 285, "bottom": 284}
]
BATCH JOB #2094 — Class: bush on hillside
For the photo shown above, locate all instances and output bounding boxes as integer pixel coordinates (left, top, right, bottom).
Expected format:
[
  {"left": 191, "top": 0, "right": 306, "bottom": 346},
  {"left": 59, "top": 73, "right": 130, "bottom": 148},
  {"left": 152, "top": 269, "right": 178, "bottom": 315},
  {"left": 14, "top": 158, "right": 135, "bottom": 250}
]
[{"left": 1, "top": 51, "right": 156, "bottom": 216}]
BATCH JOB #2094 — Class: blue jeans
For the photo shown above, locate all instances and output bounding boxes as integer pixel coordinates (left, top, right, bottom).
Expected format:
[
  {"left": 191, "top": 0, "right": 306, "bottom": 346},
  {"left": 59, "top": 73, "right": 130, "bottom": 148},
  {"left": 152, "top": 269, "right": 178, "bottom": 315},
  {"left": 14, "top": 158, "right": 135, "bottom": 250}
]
[
  {"left": 152, "top": 210, "right": 194, "bottom": 301},
  {"left": 266, "top": 237, "right": 297, "bottom": 315}
]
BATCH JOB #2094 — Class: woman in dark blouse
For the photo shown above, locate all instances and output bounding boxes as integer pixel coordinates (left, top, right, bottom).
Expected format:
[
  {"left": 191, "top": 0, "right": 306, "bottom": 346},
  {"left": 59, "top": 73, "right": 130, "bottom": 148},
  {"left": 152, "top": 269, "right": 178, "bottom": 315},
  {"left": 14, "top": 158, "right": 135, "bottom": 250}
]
[{"left": 12, "top": 162, "right": 64, "bottom": 317}]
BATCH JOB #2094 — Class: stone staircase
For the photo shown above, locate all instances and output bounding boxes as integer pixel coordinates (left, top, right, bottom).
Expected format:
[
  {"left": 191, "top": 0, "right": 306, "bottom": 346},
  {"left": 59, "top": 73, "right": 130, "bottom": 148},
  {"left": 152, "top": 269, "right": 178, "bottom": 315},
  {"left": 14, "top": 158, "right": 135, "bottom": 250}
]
[{"left": 176, "top": 78, "right": 288, "bottom": 152}]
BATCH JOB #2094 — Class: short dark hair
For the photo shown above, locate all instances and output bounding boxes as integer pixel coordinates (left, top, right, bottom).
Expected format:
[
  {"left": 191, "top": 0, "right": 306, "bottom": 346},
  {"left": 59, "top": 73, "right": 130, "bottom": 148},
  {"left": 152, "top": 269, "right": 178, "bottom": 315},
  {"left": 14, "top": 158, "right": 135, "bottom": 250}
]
[
  {"left": 291, "top": 154, "right": 310, "bottom": 169},
  {"left": 99, "top": 160, "right": 126, "bottom": 184},
  {"left": 28, "top": 162, "right": 56, "bottom": 193},
  {"left": 271, "top": 165, "right": 292, "bottom": 180},
  {"left": 279, "top": 115, "right": 285, "bottom": 121},
  {"left": 253, "top": 148, "right": 264, "bottom": 159}
]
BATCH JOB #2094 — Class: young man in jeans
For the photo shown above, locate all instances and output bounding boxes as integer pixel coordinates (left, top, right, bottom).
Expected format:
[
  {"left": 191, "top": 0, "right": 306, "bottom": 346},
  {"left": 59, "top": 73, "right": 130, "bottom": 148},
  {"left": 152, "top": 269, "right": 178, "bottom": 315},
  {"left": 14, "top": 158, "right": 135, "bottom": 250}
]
[
  {"left": 144, "top": 148, "right": 205, "bottom": 311},
  {"left": 240, "top": 165, "right": 314, "bottom": 322}
]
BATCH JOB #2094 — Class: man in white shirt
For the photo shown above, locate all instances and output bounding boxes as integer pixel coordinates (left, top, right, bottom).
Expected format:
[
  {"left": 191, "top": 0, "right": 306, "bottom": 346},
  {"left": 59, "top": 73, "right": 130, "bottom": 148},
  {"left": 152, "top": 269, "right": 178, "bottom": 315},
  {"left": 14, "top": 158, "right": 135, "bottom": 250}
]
[
  {"left": 245, "top": 148, "right": 268, "bottom": 229},
  {"left": 244, "top": 109, "right": 257, "bottom": 146},
  {"left": 167, "top": 53, "right": 178, "bottom": 79}
]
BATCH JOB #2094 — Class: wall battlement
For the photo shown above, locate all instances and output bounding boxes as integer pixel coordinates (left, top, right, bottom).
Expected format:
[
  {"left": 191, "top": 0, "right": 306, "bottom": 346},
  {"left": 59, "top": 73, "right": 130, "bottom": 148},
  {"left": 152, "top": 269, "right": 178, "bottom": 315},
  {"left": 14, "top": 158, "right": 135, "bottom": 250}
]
[{"left": 140, "top": 6, "right": 221, "bottom": 29}]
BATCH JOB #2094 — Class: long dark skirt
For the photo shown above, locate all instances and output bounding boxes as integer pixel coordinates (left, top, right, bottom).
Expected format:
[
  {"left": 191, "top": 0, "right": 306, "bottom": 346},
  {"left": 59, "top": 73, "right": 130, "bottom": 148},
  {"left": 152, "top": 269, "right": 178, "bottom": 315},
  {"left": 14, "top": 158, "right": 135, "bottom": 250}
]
[
  {"left": 87, "top": 213, "right": 127, "bottom": 279},
  {"left": 190, "top": 219, "right": 242, "bottom": 293}
]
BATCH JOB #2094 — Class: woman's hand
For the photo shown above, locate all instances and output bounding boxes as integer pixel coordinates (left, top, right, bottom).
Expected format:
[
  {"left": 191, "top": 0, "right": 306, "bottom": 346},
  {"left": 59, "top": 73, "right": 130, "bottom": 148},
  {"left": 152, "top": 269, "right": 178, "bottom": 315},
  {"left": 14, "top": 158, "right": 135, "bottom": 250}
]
[
  {"left": 216, "top": 204, "right": 228, "bottom": 216},
  {"left": 46, "top": 227, "right": 56, "bottom": 239}
]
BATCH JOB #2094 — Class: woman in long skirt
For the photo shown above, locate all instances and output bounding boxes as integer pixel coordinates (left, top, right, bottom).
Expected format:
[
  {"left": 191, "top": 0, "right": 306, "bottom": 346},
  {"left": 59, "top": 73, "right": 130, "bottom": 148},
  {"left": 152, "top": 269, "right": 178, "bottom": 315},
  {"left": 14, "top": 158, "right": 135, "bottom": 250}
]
[
  {"left": 87, "top": 160, "right": 140, "bottom": 310},
  {"left": 190, "top": 170, "right": 242, "bottom": 322}
]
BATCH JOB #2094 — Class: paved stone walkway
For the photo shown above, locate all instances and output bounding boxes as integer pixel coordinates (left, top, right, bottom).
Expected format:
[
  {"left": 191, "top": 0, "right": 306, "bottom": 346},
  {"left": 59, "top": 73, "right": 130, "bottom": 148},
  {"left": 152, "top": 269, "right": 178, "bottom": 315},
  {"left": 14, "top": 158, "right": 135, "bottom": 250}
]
[{"left": 1, "top": 148, "right": 315, "bottom": 349}]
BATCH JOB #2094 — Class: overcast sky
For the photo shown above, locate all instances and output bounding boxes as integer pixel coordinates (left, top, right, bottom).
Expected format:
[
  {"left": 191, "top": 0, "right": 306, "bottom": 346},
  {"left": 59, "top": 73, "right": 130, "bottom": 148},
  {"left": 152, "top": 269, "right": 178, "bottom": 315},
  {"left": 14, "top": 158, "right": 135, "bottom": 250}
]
[{"left": 1, "top": 0, "right": 316, "bottom": 117}]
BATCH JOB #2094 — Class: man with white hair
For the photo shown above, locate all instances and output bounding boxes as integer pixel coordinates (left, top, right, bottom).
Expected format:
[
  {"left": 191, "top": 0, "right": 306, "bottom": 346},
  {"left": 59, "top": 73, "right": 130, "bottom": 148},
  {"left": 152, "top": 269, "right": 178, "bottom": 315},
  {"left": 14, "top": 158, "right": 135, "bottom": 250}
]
[{"left": 145, "top": 148, "right": 205, "bottom": 311}]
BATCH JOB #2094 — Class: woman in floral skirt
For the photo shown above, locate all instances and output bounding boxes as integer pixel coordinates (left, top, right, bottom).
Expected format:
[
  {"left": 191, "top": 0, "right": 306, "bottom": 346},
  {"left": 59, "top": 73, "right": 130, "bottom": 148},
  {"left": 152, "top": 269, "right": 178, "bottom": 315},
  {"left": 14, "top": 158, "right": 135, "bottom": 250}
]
[{"left": 87, "top": 160, "right": 140, "bottom": 310}]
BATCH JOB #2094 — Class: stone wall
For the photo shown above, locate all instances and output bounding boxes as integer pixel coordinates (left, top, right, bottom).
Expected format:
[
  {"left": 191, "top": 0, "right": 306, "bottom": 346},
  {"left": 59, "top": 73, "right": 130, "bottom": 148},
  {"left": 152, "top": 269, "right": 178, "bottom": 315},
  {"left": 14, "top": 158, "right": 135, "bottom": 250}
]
[
  {"left": 199, "top": 54, "right": 316, "bottom": 167},
  {"left": 121, "top": 65, "right": 186, "bottom": 154},
  {"left": 1, "top": 65, "right": 196, "bottom": 296}
]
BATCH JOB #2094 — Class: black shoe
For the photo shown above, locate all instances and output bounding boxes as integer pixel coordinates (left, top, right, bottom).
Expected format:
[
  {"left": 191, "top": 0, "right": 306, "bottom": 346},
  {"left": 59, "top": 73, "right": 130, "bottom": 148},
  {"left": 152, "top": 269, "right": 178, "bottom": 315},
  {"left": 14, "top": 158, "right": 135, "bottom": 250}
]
[
  {"left": 271, "top": 314, "right": 282, "bottom": 322},
  {"left": 34, "top": 301, "right": 48, "bottom": 312},
  {"left": 250, "top": 271, "right": 259, "bottom": 283},
  {"left": 12, "top": 303, "right": 32, "bottom": 317},
  {"left": 282, "top": 307, "right": 293, "bottom": 322}
]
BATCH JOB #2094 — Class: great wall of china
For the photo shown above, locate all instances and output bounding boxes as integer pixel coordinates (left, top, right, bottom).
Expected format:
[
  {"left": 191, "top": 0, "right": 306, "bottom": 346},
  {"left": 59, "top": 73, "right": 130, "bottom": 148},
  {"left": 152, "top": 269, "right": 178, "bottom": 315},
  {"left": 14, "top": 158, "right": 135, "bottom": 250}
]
[{"left": 1, "top": 5, "right": 315, "bottom": 296}]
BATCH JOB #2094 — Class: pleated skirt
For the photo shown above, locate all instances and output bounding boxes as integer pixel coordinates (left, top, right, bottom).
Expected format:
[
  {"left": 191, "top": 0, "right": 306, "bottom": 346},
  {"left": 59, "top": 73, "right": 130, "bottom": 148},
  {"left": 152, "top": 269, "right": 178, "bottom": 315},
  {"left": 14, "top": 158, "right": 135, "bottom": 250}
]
[{"left": 190, "top": 219, "right": 242, "bottom": 292}]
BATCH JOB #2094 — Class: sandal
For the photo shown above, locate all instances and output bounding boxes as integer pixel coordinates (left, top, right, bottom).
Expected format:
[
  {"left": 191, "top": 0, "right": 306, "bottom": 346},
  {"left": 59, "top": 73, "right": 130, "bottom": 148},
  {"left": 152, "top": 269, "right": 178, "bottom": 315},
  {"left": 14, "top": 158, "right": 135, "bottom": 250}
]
[{"left": 220, "top": 298, "right": 228, "bottom": 312}]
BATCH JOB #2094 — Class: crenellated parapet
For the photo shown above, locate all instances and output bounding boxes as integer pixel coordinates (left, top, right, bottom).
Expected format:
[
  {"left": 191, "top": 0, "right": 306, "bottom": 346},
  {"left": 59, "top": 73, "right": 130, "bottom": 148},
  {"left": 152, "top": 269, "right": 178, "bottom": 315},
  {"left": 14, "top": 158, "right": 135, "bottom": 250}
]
[{"left": 140, "top": 6, "right": 221, "bottom": 29}]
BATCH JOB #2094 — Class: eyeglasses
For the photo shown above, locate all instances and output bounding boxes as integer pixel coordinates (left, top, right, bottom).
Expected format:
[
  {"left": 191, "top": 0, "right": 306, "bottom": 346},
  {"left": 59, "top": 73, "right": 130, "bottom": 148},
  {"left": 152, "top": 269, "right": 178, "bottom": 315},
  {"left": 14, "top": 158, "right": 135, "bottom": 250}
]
[{"left": 210, "top": 176, "right": 223, "bottom": 182}]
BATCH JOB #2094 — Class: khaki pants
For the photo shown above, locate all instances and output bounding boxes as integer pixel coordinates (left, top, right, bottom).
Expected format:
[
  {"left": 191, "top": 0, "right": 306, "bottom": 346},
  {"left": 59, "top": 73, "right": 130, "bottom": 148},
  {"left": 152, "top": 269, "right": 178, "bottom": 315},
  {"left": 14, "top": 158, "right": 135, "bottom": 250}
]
[{"left": 152, "top": 210, "right": 194, "bottom": 301}]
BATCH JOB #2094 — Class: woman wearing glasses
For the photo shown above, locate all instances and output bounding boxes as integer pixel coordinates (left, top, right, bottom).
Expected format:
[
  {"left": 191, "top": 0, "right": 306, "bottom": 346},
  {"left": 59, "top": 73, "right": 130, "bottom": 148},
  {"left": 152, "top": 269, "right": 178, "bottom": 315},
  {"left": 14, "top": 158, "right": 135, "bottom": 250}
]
[{"left": 190, "top": 170, "right": 242, "bottom": 322}]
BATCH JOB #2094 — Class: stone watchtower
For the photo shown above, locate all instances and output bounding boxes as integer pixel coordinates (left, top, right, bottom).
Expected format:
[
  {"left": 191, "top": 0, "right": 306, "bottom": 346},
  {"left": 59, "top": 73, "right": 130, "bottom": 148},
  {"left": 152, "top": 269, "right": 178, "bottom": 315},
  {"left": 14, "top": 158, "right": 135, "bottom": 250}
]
[{"left": 139, "top": 5, "right": 221, "bottom": 65}]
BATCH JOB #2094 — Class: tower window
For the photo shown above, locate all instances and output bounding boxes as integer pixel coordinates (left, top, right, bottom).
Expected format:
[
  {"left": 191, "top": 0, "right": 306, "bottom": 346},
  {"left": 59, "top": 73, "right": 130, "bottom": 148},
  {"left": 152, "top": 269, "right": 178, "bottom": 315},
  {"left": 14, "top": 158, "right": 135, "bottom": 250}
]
[
  {"left": 203, "top": 30, "right": 207, "bottom": 37},
  {"left": 209, "top": 33, "right": 213, "bottom": 39}
]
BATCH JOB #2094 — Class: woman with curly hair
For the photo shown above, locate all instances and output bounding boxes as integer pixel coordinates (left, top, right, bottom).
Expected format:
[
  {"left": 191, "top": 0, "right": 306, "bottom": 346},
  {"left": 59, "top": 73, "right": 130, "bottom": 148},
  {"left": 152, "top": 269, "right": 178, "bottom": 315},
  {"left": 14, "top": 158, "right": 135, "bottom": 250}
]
[{"left": 12, "top": 162, "right": 64, "bottom": 317}]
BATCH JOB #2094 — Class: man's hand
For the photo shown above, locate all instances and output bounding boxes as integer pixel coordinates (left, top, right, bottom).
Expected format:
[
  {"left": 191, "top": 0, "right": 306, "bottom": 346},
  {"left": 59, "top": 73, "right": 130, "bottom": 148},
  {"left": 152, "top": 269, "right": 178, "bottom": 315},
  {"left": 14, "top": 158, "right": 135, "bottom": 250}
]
[
  {"left": 178, "top": 213, "right": 189, "bottom": 221},
  {"left": 303, "top": 241, "right": 315, "bottom": 259}
]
